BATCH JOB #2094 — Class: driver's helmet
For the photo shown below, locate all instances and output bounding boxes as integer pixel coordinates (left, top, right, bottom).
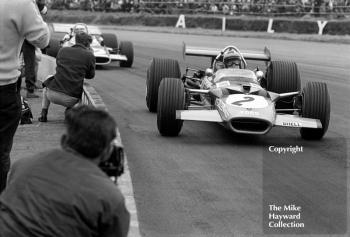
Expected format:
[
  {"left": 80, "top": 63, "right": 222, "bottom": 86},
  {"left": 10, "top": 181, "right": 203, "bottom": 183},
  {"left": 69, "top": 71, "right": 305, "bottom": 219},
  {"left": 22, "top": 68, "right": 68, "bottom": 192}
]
[
  {"left": 73, "top": 23, "right": 88, "bottom": 35},
  {"left": 223, "top": 50, "right": 242, "bottom": 68}
]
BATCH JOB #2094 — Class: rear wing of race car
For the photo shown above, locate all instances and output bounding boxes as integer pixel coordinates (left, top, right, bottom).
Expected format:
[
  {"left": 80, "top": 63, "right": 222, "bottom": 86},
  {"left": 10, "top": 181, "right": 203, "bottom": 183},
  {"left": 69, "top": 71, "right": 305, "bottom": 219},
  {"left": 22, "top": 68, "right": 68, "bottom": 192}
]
[{"left": 183, "top": 42, "right": 271, "bottom": 63}]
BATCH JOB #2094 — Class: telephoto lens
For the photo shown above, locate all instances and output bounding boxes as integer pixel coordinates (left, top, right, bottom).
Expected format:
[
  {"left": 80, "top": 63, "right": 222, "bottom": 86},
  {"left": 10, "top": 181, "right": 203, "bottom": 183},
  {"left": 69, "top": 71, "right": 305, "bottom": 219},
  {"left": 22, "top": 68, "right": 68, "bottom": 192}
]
[{"left": 98, "top": 139, "right": 125, "bottom": 179}]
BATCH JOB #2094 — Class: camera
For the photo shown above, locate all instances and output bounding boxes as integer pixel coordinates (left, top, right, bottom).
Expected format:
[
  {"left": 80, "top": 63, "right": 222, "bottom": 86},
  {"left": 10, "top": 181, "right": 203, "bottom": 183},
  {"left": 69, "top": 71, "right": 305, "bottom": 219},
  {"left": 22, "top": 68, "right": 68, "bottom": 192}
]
[{"left": 98, "top": 139, "right": 125, "bottom": 179}]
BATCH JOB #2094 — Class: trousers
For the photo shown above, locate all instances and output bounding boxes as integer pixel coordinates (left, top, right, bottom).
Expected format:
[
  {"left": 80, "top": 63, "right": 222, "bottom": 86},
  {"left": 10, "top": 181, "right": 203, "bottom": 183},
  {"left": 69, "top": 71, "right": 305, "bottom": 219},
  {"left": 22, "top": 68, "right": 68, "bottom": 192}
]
[
  {"left": 42, "top": 88, "right": 80, "bottom": 110},
  {"left": 0, "top": 81, "right": 21, "bottom": 193},
  {"left": 22, "top": 40, "right": 36, "bottom": 93}
]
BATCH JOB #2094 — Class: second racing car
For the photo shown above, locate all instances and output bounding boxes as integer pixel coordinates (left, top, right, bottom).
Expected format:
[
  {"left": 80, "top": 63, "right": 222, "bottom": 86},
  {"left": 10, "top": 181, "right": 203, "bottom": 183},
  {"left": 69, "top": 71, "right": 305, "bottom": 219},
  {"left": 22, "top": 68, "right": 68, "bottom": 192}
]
[
  {"left": 145, "top": 44, "right": 330, "bottom": 140},
  {"left": 47, "top": 23, "right": 134, "bottom": 67}
]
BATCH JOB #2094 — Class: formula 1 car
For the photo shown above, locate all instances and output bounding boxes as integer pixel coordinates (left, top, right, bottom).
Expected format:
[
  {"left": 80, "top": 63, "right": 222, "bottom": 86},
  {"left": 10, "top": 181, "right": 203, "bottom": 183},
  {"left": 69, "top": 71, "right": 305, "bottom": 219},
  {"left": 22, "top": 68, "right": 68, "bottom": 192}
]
[
  {"left": 46, "top": 23, "right": 133, "bottom": 67},
  {"left": 145, "top": 44, "right": 330, "bottom": 140}
]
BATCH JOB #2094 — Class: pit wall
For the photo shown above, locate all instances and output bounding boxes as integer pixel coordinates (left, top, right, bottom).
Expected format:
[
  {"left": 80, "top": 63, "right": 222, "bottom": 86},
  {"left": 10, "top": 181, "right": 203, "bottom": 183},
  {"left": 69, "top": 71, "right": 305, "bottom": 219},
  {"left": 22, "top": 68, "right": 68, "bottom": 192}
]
[{"left": 44, "top": 11, "right": 350, "bottom": 35}]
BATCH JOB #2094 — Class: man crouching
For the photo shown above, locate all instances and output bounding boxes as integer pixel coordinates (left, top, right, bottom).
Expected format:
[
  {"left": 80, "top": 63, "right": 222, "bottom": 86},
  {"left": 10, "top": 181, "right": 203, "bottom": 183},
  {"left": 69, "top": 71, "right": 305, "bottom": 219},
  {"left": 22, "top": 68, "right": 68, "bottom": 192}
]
[
  {"left": 0, "top": 105, "right": 130, "bottom": 237},
  {"left": 39, "top": 32, "right": 95, "bottom": 122}
]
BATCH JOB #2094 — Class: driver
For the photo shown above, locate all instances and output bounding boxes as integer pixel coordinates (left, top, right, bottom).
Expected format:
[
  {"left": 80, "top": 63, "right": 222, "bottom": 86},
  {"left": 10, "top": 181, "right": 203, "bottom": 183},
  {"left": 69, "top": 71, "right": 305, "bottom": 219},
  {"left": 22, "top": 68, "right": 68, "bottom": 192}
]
[
  {"left": 73, "top": 23, "right": 88, "bottom": 34},
  {"left": 63, "top": 23, "right": 89, "bottom": 42},
  {"left": 223, "top": 50, "right": 242, "bottom": 69}
]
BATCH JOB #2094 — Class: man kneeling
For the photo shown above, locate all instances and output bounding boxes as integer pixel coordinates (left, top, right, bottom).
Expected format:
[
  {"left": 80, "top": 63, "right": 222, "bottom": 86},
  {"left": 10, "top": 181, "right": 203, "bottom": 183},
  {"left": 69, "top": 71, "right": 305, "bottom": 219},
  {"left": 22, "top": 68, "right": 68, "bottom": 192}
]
[{"left": 39, "top": 32, "right": 95, "bottom": 122}]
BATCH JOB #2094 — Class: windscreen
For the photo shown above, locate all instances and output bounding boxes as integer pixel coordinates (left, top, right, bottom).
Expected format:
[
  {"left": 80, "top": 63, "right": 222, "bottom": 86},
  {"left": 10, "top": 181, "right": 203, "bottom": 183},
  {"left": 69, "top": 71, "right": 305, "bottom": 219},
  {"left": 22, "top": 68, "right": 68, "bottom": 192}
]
[{"left": 213, "top": 69, "right": 258, "bottom": 85}]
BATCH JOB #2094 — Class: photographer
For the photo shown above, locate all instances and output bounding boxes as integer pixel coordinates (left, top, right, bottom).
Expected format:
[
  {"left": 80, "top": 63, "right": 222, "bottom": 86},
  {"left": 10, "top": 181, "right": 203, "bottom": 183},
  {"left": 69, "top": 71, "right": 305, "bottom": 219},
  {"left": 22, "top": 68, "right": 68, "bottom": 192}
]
[
  {"left": 38, "top": 31, "right": 95, "bottom": 122},
  {"left": 0, "top": 105, "right": 130, "bottom": 237}
]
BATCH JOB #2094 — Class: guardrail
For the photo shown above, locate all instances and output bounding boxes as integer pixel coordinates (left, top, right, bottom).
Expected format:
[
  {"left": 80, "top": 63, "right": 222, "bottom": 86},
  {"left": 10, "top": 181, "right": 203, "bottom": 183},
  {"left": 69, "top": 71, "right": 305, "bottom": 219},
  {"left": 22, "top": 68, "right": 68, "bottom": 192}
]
[{"left": 81, "top": 83, "right": 106, "bottom": 109}]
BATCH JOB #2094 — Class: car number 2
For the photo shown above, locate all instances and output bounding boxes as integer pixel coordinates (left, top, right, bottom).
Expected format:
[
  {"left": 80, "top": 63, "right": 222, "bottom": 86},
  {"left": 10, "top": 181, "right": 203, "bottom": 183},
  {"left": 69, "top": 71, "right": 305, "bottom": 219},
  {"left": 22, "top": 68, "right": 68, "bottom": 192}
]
[
  {"left": 232, "top": 96, "right": 255, "bottom": 106},
  {"left": 226, "top": 94, "right": 268, "bottom": 108}
]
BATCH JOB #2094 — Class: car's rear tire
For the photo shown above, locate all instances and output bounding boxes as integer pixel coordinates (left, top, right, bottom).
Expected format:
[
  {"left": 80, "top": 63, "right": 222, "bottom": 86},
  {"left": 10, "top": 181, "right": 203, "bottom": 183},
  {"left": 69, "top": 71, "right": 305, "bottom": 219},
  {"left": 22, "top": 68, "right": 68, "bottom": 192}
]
[
  {"left": 146, "top": 58, "right": 181, "bottom": 112},
  {"left": 300, "top": 82, "right": 330, "bottom": 140},
  {"left": 102, "top": 33, "right": 118, "bottom": 49},
  {"left": 119, "top": 41, "right": 134, "bottom": 68},
  {"left": 266, "top": 61, "right": 301, "bottom": 112},
  {"left": 157, "top": 78, "right": 185, "bottom": 136}
]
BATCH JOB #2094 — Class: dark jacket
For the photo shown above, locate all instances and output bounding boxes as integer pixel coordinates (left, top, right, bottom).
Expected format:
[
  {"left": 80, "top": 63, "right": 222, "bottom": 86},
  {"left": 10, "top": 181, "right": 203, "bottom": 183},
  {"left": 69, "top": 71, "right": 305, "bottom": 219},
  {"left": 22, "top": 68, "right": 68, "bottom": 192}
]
[
  {"left": 0, "top": 149, "right": 130, "bottom": 237},
  {"left": 47, "top": 44, "right": 95, "bottom": 98}
]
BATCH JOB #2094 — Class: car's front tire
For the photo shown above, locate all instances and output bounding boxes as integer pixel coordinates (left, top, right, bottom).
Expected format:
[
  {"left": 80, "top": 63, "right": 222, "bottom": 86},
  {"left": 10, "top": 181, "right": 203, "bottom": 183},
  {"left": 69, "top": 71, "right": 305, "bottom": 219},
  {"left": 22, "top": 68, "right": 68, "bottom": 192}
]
[
  {"left": 157, "top": 78, "right": 185, "bottom": 136},
  {"left": 119, "top": 41, "right": 134, "bottom": 68},
  {"left": 300, "top": 82, "right": 330, "bottom": 140}
]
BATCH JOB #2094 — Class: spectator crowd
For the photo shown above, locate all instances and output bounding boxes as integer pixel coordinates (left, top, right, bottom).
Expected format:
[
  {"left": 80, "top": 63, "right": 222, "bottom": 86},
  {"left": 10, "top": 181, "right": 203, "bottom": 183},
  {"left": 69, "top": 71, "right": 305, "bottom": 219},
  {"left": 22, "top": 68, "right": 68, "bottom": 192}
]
[{"left": 47, "top": 0, "right": 350, "bottom": 17}]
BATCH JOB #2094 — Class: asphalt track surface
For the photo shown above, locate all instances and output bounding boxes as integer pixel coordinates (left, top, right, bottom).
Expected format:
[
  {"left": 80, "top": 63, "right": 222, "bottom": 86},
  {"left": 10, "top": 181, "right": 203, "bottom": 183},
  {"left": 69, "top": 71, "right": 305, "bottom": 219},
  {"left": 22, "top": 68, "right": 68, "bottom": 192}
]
[{"left": 89, "top": 30, "right": 350, "bottom": 237}]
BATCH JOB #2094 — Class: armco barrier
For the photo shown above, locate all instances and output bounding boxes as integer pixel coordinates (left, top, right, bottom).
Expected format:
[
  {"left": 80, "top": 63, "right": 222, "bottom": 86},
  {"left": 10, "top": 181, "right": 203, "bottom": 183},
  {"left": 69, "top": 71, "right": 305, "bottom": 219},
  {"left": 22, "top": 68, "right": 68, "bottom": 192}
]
[
  {"left": 38, "top": 54, "right": 141, "bottom": 237},
  {"left": 81, "top": 83, "right": 107, "bottom": 109}
]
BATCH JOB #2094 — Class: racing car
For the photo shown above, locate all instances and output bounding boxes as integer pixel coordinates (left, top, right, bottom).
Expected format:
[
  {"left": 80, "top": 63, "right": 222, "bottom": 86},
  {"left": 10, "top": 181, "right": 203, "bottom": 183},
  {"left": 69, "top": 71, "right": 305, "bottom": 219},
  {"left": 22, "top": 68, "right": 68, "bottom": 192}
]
[
  {"left": 145, "top": 44, "right": 330, "bottom": 140},
  {"left": 46, "top": 23, "right": 133, "bottom": 67}
]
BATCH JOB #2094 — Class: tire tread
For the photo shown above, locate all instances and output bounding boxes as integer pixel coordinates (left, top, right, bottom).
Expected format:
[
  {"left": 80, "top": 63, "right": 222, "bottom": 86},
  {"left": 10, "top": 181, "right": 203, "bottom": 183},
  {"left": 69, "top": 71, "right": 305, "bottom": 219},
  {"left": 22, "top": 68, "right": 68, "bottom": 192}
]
[
  {"left": 102, "top": 33, "right": 118, "bottom": 49},
  {"left": 119, "top": 41, "right": 134, "bottom": 67},
  {"left": 300, "top": 82, "right": 330, "bottom": 140},
  {"left": 157, "top": 78, "right": 184, "bottom": 136}
]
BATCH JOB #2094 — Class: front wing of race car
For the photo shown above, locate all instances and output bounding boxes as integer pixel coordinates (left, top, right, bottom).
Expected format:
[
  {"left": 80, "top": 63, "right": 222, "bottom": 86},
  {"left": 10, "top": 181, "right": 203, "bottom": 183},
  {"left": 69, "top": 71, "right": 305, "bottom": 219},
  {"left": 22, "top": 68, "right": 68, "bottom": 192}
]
[
  {"left": 93, "top": 47, "right": 112, "bottom": 65},
  {"left": 93, "top": 47, "right": 128, "bottom": 65},
  {"left": 176, "top": 90, "right": 322, "bottom": 135},
  {"left": 109, "top": 53, "right": 127, "bottom": 62}
]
